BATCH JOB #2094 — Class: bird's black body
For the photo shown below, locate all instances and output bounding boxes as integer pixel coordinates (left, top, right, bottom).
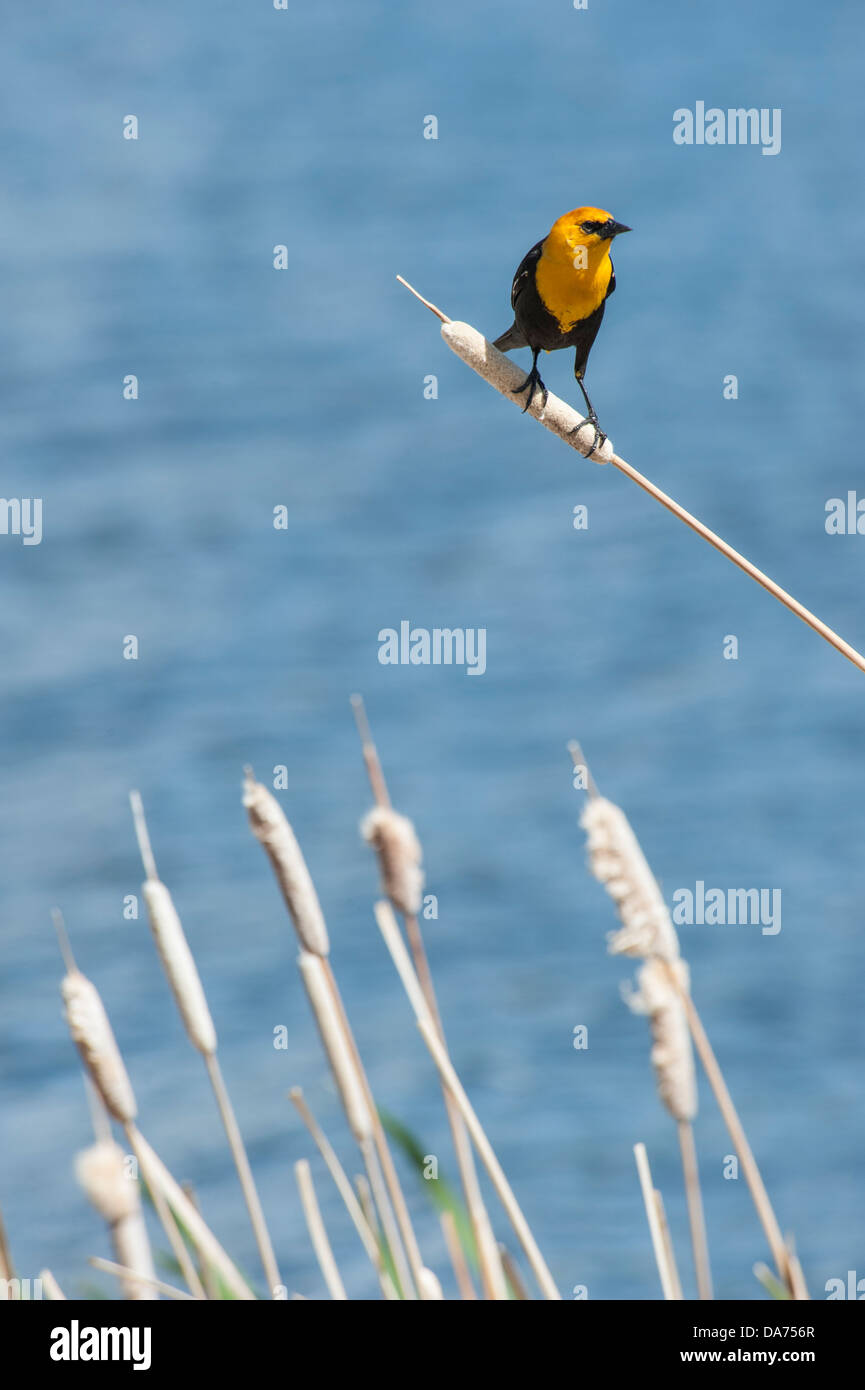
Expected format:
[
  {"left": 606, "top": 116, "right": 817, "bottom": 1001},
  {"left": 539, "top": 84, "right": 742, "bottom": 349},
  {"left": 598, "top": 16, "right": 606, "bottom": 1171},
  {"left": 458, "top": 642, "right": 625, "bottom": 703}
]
[{"left": 493, "top": 239, "right": 616, "bottom": 376}]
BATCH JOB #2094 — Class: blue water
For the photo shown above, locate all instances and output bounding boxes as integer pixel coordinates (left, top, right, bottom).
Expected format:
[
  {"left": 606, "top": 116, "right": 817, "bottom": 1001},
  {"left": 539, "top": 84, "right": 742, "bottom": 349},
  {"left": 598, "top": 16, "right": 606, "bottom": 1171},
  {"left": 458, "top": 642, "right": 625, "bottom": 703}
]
[{"left": 1, "top": 0, "right": 864, "bottom": 1300}]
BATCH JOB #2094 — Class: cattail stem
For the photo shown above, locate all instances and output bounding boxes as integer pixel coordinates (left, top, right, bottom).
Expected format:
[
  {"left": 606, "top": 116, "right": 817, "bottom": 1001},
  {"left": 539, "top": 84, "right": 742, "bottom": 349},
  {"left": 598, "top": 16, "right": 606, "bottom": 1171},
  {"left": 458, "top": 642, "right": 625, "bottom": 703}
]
[
  {"left": 374, "top": 897, "right": 557, "bottom": 1296},
  {"left": 204, "top": 1054, "right": 282, "bottom": 1297},
  {"left": 353, "top": 703, "right": 506, "bottom": 1300},
  {"left": 319, "top": 956, "right": 426, "bottom": 1299},
  {"left": 418, "top": 1017, "right": 560, "bottom": 1300},
  {"left": 498, "top": 1244, "right": 530, "bottom": 1301},
  {"left": 440, "top": 1210, "right": 477, "bottom": 1300},
  {"left": 668, "top": 972, "right": 796, "bottom": 1295},
  {"left": 294, "top": 1160, "right": 347, "bottom": 1300},
  {"left": 678, "top": 1119, "right": 713, "bottom": 1300},
  {"left": 289, "top": 1087, "right": 398, "bottom": 1300},
  {"left": 399, "top": 280, "right": 865, "bottom": 680},
  {"left": 38, "top": 1269, "right": 66, "bottom": 1300},
  {"left": 378, "top": 904, "right": 508, "bottom": 1300},
  {"left": 127, "top": 1129, "right": 255, "bottom": 1299},
  {"left": 654, "top": 1187, "right": 683, "bottom": 1300},
  {"left": 350, "top": 694, "right": 392, "bottom": 808},
  {"left": 634, "top": 1143, "right": 679, "bottom": 1300},
  {"left": 0, "top": 1204, "right": 15, "bottom": 1287},
  {"left": 123, "top": 1124, "right": 205, "bottom": 1299}
]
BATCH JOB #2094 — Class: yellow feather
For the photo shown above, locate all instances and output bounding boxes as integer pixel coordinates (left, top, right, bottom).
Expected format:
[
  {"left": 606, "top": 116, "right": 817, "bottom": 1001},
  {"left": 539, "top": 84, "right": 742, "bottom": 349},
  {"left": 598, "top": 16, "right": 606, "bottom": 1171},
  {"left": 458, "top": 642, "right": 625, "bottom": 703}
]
[{"left": 535, "top": 207, "right": 615, "bottom": 332}]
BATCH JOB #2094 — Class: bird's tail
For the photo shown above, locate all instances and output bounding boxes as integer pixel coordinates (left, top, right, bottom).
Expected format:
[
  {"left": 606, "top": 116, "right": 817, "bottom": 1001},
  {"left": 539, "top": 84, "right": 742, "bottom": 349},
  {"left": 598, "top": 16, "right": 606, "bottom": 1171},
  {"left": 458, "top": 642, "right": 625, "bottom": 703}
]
[{"left": 492, "top": 323, "right": 527, "bottom": 352}]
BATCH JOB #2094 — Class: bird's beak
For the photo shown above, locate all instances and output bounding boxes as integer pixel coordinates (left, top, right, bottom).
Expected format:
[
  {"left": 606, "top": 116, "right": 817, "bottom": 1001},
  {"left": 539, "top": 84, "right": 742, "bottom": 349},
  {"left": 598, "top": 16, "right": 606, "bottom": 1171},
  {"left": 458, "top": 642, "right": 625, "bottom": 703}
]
[{"left": 604, "top": 221, "right": 631, "bottom": 239}]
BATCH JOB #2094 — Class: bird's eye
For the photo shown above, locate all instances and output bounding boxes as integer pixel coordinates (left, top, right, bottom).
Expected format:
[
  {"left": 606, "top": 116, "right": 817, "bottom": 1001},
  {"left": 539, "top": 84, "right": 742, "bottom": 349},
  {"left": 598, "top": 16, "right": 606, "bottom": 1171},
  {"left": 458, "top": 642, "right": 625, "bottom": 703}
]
[{"left": 580, "top": 221, "right": 602, "bottom": 235}]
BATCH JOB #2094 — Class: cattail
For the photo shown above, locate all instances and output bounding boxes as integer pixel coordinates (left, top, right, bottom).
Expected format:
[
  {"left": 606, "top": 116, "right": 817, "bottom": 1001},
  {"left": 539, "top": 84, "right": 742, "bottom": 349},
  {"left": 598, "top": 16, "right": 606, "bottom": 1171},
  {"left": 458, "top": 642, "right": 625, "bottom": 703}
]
[
  {"left": 361, "top": 805, "right": 424, "bottom": 917},
  {"left": 141, "top": 879, "right": 217, "bottom": 1056},
  {"left": 417, "top": 1266, "right": 444, "bottom": 1300},
  {"left": 296, "top": 952, "right": 373, "bottom": 1143},
  {"left": 580, "top": 796, "right": 697, "bottom": 1120},
  {"left": 581, "top": 796, "right": 681, "bottom": 961},
  {"left": 579, "top": 781, "right": 711, "bottom": 1298},
  {"left": 76, "top": 1141, "right": 157, "bottom": 1301},
  {"left": 61, "top": 972, "right": 137, "bottom": 1124},
  {"left": 243, "top": 771, "right": 330, "bottom": 956},
  {"left": 625, "top": 958, "right": 697, "bottom": 1123}
]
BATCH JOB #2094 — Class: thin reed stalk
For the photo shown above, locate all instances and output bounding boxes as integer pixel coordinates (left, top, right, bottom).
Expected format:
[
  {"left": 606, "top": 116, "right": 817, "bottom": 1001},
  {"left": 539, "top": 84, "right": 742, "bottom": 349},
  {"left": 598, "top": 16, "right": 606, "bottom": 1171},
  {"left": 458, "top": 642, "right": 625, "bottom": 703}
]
[
  {"left": 417, "top": 1017, "right": 560, "bottom": 1301},
  {"left": 38, "top": 1270, "right": 66, "bottom": 1300},
  {"left": 654, "top": 1188, "right": 683, "bottom": 1301},
  {"left": 288, "top": 1087, "right": 398, "bottom": 1299},
  {"left": 0, "top": 1204, "right": 15, "bottom": 1288},
  {"left": 667, "top": 972, "right": 803, "bottom": 1297},
  {"left": 440, "top": 1210, "right": 477, "bottom": 1300},
  {"left": 634, "top": 1143, "right": 680, "bottom": 1300},
  {"left": 373, "top": 896, "right": 558, "bottom": 1298},
  {"left": 498, "top": 1244, "right": 530, "bottom": 1300},
  {"left": 294, "top": 1159, "right": 347, "bottom": 1300},
  {"left": 398, "top": 278, "right": 865, "bottom": 680}
]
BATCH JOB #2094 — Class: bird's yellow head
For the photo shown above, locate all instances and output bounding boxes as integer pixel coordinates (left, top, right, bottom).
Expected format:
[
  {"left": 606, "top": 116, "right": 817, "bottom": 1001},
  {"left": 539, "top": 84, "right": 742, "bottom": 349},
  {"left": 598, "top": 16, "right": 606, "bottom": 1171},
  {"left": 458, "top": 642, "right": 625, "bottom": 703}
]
[{"left": 546, "top": 206, "right": 631, "bottom": 268}]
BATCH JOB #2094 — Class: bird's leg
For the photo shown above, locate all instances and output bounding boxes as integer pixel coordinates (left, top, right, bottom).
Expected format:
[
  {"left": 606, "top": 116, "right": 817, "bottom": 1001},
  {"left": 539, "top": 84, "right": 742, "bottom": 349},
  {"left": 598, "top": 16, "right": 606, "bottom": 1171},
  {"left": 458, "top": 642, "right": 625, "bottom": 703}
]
[
  {"left": 511, "top": 348, "right": 548, "bottom": 414},
  {"left": 569, "top": 371, "right": 606, "bottom": 455}
]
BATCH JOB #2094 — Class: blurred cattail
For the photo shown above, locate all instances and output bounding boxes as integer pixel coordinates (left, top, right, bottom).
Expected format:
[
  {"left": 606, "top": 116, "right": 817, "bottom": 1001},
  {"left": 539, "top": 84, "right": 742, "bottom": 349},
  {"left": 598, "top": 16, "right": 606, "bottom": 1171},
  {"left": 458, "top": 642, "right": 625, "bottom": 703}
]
[
  {"left": 76, "top": 1140, "right": 157, "bottom": 1301},
  {"left": 625, "top": 958, "right": 697, "bottom": 1124},
  {"left": 361, "top": 806, "right": 424, "bottom": 917},
  {"left": 141, "top": 879, "right": 217, "bottom": 1057},
  {"left": 296, "top": 952, "right": 372, "bottom": 1143},
  {"left": 130, "top": 791, "right": 281, "bottom": 1295},
  {"left": 580, "top": 796, "right": 680, "bottom": 962},
  {"left": 578, "top": 775, "right": 711, "bottom": 1299},
  {"left": 243, "top": 771, "right": 330, "bottom": 956},
  {"left": 417, "top": 1266, "right": 444, "bottom": 1300},
  {"left": 580, "top": 796, "right": 696, "bottom": 1120},
  {"left": 61, "top": 972, "right": 137, "bottom": 1125}
]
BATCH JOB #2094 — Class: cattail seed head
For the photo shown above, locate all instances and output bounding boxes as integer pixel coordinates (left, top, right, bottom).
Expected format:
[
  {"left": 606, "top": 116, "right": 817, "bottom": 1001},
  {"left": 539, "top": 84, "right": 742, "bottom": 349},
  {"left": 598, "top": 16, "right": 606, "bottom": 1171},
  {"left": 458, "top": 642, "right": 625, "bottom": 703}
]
[
  {"left": 418, "top": 1266, "right": 444, "bottom": 1300},
  {"left": 61, "top": 971, "right": 137, "bottom": 1124},
  {"left": 581, "top": 797, "right": 681, "bottom": 961},
  {"left": 76, "top": 1140, "right": 157, "bottom": 1301},
  {"left": 360, "top": 806, "right": 424, "bottom": 917},
  {"left": 625, "top": 957, "right": 697, "bottom": 1123},
  {"left": 76, "top": 1140, "right": 140, "bottom": 1226},
  {"left": 141, "top": 879, "right": 217, "bottom": 1056},
  {"left": 243, "top": 773, "right": 330, "bottom": 956}
]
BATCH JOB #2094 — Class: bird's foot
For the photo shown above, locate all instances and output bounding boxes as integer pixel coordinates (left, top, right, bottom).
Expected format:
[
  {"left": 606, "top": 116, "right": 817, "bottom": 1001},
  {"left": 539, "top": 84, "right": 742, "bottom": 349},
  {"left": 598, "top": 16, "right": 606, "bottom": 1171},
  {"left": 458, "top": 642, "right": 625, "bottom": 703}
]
[
  {"left": 569, "top": 414, "right": 606, "bottom": 457},
  {"left": 511, "top": 368, "right": 548, "bottom": 414}
]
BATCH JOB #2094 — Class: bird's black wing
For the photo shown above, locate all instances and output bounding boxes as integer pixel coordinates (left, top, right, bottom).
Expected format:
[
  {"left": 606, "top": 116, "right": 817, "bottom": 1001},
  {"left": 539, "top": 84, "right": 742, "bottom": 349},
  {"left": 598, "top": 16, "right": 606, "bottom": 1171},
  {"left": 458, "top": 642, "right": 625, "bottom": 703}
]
[
  {"left": 605, "top": 263, "right": 616, "bottom": 299},
  {"left": 510, "top": 239, "right": 545, "bottom": 312}
]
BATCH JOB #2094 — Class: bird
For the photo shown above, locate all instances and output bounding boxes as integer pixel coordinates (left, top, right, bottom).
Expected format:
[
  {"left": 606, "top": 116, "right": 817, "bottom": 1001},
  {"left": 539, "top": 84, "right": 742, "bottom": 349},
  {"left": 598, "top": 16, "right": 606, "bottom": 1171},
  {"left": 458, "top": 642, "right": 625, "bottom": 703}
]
[{"left": 493, "top": 206, "right": 630, "bottom": 452}]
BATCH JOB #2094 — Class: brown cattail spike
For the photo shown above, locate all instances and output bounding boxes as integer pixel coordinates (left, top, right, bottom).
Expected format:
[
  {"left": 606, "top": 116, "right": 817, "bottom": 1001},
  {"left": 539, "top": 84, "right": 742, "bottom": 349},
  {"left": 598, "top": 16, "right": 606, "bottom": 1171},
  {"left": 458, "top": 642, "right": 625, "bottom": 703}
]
[
  {"left": 361, "top": 806, "right": 424, "bottom": 917},
  {"left": 243, "top": 772, "right": 330, "bottom": 956}
]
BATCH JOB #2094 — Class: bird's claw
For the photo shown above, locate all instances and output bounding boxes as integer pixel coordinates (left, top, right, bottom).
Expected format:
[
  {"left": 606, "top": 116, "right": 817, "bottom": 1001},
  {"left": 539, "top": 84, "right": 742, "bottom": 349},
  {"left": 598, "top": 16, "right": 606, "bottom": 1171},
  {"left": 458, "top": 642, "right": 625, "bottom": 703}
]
[
  {"left": 570, "top": 417, "right": 606, "bottom": 457},
  {"left": 512, "top": 372, "right": 548, "bottom": 414}
]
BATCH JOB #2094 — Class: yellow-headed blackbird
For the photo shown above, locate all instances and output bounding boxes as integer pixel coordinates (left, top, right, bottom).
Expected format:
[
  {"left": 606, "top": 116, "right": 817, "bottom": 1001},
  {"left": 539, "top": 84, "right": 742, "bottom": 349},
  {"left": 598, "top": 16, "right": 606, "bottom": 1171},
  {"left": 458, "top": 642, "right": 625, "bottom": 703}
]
[{"left": 494, "top": 206, "right": 630, "bottom": 449}]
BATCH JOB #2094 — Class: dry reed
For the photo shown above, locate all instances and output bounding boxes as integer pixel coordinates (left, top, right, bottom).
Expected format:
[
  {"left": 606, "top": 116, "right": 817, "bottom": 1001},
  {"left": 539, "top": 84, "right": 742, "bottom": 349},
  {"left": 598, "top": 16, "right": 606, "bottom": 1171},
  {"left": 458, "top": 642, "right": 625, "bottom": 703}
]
[{"left": 130, "top": 790, "right": 282, "bottom": 1296}]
